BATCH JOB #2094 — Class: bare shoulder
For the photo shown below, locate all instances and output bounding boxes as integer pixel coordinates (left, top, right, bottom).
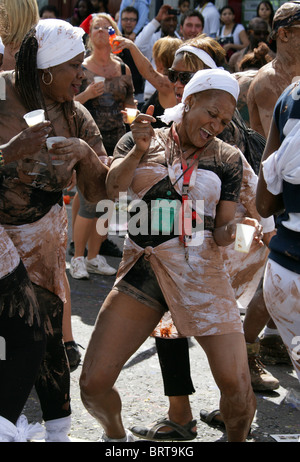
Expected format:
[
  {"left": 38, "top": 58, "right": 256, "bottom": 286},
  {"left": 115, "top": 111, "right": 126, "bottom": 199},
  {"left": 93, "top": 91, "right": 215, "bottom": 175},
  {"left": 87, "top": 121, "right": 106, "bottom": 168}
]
[
  {"left": 249, "top": 59, "right": 292, "bottom": 99},
  {"left": 249, "top": 62, "right": 275, "bottom": 95}
]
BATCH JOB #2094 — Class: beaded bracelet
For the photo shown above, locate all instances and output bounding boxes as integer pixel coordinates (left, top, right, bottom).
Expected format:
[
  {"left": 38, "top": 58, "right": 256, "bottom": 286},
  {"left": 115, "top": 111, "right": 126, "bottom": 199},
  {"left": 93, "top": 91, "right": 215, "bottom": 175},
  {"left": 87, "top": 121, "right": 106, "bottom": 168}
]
[{"left": 0, "top": 149, "right": 4, "bottom": 167}]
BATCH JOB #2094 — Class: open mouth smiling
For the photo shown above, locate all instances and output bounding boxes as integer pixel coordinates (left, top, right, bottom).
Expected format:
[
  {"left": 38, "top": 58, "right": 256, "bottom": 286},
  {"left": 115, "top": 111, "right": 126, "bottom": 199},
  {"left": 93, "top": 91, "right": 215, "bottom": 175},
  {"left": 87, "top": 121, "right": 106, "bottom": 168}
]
[{"left": 200, "top": 127, "right": 213, "bottom": 140}]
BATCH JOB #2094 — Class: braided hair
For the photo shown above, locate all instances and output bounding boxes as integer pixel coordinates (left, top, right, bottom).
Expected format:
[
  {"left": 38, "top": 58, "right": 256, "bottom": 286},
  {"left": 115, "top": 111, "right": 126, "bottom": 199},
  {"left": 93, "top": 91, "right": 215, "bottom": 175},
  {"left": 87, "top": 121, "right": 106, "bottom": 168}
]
[{"left": 15, "top": 27, "right": 78, "bottom": 136}]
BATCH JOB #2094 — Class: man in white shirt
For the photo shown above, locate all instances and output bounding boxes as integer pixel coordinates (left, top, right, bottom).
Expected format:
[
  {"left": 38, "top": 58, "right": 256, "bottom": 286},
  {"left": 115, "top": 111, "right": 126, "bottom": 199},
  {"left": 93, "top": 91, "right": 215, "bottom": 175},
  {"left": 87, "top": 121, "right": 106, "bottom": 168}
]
[
  {"left": 135, "top": 4, "right": 181, "bottom": 100},
  {"left": 195, "top": 1, "right": 220, "bottom": 38}
]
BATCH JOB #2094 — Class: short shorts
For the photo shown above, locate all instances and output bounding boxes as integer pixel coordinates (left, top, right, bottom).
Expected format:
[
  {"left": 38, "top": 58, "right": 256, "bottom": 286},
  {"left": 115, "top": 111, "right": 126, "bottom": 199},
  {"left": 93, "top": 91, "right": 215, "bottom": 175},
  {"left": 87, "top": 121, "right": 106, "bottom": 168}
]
[{"left": 113, "top": 255, "right": 168, "bottom": 314}]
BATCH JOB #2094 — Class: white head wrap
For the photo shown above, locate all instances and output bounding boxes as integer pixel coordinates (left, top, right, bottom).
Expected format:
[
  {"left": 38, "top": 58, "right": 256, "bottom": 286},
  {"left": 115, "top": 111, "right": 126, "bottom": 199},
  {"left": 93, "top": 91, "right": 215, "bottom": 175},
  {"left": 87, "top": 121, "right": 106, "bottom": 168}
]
[
  {"left": 160, "top": 69, "right": 239, "bottom": 124},
  {"left": 175, "top": 45, "right": 219, "bottom": 70},
  {"left": 35, "top": 19, "right": 85, "bottom": 69}
]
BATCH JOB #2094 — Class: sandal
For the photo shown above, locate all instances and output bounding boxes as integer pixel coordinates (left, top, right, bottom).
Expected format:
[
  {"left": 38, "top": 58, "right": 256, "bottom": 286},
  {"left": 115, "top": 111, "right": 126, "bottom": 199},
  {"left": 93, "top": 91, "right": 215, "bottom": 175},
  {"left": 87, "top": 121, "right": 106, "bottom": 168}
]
[
  {"left": 200, "top": 409, "right": 225, "bottom": 429},
  {"left": 130, "top": 418, "right": 197, "bottom": 441}
]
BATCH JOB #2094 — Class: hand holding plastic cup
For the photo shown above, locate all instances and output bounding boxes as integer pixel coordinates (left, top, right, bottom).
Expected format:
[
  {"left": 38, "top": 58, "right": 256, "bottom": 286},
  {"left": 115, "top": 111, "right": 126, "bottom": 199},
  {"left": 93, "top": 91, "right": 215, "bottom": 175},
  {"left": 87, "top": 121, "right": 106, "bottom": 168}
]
[
  {"left": 94, "top": 76, "right": 105, "bottom": 83},
  {"left": 234, "top": 223, "right": 255, "bottom": 253},
  {"left": 46, "top": 136, "right": 66, "bottom": 165},
  {"left": 126, "top": 107, "right": 138, "bottom": 124},
  {"left": 23, "top": 109, "right": 45, "bottom": 126}
]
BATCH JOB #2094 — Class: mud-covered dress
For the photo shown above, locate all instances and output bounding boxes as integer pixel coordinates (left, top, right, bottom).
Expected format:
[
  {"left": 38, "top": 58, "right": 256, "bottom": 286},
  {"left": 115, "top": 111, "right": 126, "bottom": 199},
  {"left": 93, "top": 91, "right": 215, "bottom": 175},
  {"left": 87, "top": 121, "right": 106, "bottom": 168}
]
[
  {"left": 112, "top": 124, "right": 245, "bottom": 338},
  {"left": 80, "top": 63, "right": 134, "bottom": 155},
  {"left": 77, "top": 62, "right": 134, "bottom": 217}
]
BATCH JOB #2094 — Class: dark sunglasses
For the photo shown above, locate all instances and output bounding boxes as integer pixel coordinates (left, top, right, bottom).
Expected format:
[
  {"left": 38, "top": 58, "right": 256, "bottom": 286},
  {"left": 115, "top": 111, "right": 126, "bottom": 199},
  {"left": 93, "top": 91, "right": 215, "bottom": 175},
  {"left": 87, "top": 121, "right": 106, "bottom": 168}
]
[{"left": 167, "top": 69, "right": 195, "bottom": 85}]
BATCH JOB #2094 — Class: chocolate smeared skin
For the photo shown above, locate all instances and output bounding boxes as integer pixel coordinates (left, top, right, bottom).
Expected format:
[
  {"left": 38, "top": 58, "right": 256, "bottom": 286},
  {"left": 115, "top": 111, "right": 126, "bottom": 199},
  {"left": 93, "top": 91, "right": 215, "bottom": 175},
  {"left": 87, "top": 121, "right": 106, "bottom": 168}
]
[{"left": 248, "top": 23, "right": 300, "bottom": 138}]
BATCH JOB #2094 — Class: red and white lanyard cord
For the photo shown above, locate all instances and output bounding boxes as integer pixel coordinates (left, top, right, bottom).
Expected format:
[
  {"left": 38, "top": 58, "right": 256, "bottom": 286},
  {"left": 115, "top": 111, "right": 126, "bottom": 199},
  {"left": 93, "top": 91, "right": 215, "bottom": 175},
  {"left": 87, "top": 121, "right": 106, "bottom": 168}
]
[{"left": 179, "top": 155, "right": 203, "bottom": 251}]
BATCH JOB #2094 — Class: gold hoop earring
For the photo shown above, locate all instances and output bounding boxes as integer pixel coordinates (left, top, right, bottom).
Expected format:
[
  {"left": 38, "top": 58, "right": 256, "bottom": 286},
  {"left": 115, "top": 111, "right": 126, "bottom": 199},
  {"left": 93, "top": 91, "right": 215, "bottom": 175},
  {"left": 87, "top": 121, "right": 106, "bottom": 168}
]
[{"left": 42, "top": 71, "right": 53, "bottom": 86}]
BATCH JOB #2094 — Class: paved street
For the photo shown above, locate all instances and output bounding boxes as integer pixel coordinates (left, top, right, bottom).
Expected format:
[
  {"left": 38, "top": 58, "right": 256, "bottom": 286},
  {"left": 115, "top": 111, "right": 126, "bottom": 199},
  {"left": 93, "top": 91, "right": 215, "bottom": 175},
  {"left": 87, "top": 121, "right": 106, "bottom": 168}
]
[{"left": 23, "top": 201, "right": 300, "bottom": 446}]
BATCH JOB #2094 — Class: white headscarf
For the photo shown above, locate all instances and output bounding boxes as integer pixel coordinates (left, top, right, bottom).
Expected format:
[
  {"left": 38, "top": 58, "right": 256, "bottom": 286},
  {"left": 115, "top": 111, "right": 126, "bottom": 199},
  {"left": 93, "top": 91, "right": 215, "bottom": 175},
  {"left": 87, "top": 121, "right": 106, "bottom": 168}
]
[
  {"left": 35, "top": 19, "right": 85, "bottom": 69},
  {"left": 160, "top": 69, "right": 240, "bottom": 124},
  {"left": 175, "top": 45, "right": 219, "bottom": 70}
]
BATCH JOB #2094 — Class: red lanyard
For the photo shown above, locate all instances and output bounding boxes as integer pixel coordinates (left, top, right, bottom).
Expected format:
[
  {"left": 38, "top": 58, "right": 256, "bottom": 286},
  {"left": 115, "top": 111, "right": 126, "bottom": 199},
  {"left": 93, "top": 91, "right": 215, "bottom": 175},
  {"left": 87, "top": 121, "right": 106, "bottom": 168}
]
[
  {"left": 170, "top": 125, "right": 203, "bottom": 249},
  {"left": 179, "top": 155, "right": 202, "bottom": 247}
]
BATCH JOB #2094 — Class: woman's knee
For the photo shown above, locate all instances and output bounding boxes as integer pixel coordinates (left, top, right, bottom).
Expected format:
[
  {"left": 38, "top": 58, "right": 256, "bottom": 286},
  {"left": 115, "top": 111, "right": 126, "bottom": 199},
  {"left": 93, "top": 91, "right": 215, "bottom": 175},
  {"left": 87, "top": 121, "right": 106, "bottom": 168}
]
[{"left": 79, "top": 367, "right": 115, "bottom": 404}]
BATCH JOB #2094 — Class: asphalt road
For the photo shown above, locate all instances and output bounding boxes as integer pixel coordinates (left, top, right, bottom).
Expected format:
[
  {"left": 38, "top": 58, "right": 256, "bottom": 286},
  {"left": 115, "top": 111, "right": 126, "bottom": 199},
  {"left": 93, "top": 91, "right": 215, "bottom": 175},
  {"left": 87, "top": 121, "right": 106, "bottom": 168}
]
[{"left": 23, "top": 200, "right": 300, "bottom": 447}]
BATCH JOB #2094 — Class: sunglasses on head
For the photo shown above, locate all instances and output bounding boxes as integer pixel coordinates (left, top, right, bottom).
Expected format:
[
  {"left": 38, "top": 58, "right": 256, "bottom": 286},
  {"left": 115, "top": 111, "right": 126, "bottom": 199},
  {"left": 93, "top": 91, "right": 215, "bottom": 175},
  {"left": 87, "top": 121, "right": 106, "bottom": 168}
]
[{"left": 167, "top": 69, "right": 195, "bottom": 85}]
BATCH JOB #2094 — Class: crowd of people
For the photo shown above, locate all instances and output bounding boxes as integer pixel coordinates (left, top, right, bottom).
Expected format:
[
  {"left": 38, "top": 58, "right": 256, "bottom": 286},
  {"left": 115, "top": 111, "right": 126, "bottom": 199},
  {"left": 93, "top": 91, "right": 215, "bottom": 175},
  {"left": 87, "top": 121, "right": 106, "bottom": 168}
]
[{"left": 0, "top": 0, "right": 299, "bottom": 443}]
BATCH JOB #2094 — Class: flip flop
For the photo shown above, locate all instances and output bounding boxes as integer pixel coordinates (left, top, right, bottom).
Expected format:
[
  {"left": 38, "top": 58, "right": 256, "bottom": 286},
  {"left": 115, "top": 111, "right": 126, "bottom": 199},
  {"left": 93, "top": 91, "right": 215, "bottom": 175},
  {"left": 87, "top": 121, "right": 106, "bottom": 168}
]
[
  {"left": 130, "top": 418, "right": 197, "bottom": 441},
  {"left": 199, "top": 409, "right": 225, "bottom": 429}
]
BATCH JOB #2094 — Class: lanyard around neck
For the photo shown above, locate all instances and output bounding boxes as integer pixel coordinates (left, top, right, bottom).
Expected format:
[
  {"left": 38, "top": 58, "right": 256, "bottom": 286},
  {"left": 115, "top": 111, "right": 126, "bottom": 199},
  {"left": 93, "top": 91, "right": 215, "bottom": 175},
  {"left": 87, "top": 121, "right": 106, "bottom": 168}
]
[{"left": 179, "top": 154, "right": 202, "bottom": 247}]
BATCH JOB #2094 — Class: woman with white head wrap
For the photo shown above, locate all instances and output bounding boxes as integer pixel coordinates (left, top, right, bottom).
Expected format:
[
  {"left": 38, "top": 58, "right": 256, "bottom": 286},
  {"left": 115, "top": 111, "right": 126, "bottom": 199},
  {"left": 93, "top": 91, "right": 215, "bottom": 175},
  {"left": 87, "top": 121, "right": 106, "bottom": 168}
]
[
  {"left": 114, "top": 34, "right": 275, "bottom": 443},
  {"left": 132, "top": 38, "right": 277, "bottom": 441},
  {"left": 80, "top": 68, "right": 259, "bottom": 442},
  {"left": 0, "top": 19, "right": 108, "bottom": 441},
  {"left": 160, "top": 67, "right": 239, "bottom": 125}
]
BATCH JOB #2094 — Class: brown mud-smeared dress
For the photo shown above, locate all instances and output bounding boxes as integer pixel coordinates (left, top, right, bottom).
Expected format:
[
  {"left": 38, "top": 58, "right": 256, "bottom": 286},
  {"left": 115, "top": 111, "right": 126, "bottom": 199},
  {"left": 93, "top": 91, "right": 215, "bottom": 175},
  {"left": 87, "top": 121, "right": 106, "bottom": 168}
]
[
  {"left": 151, "top": 151, "right": 274, "bottom": 339},
  {"left": 80, "top": 63, "right": 134, "bottom": 155},
  {"left": 112, "top": 125, "right": 245, "bottom": 338}
]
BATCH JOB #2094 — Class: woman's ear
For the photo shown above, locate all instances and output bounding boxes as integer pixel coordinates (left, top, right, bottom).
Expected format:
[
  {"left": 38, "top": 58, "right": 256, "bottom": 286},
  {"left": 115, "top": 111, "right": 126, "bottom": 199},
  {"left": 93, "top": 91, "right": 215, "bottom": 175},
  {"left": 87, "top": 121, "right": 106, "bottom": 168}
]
[
  {"left": 185, "top": 94, "right": 195, "bottom": 109},
  {"left": 277, "top": 26, "right": 289, "bottom": 42}
]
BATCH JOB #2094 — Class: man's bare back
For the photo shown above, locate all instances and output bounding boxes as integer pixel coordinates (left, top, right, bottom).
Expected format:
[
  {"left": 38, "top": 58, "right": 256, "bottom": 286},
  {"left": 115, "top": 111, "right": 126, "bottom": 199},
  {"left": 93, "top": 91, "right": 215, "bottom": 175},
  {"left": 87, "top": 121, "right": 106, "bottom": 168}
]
[
  {"left": 247, "top": 2, "right": 300, "bottom": 138},
  {"left": 247, "top": 59, "right": 296, "bottom": 138}
]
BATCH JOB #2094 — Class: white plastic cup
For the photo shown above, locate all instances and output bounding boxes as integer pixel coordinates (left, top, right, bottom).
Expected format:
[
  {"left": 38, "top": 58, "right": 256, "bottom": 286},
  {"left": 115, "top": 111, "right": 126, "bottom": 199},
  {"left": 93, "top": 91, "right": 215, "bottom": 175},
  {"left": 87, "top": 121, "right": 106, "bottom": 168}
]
[
  {"left": 94, "top": 76, "right": 105, "bottom": 83},
  {"left": 126, "top": 108, "right": 138, "bottom": 123},
  {"left": 23, "top": 109, "right": 45, "bottom": 126},
  {"left": 234, "top": 223, "right": 255, "bottom": 253},
  {"left": 46, "top": 136, "right": 66, "bottom": 165}
]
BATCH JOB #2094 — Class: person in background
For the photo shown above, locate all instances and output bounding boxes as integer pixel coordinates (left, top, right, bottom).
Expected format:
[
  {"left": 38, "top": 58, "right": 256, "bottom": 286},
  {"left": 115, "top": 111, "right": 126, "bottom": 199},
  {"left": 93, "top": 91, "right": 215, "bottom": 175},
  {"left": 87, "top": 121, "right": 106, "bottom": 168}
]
[
  {"left": 179, "top": 10, "right": 204, "bottom": 41},
  {"left": 117, "top": 0, "right": 151, "bottom": 40},
  {"left": 135, "top": 4, "right": 181, "bottom": 101},
  {"left": 228, "top": 17, "right": 274, "bottom": 73},
  {"left": 39, "top": 4, "right": 59, "bottom": 19},
  {"left": 256, "top": 1, "right": 274, "bottom": 33},
  {"left": 234, "top": 42, "right": 273, "bottom": 127},
  {"left": 248, "top": 1, "right": 300, "bottom": 138},
  {"left": 118, "top": 6, "right": 145, "bottom": 109},
  {"left": 0, "top": 0, "right": 39, "bottom": 72},
  {"left": 195, "top": 0, "right": 220, "bottom": 38},
  {"left": 67, "top": 0, "right": 94, "bottom": 27},
  {"left": 112, "top": 33, "right": 183, "bottom": 125},
  {"left": 217, "top": 6, "right": 249, "bottom": 63},
  {"left": 179, "top": 0, "right": 190, "bottom": 15},
  {"left": 141, "top": 37, "right": 183, "bottom": 126},
  {"left": 91, "top": 0, "right": 109, "bottom": 13},
  {"left": 69, "top": 13, "right": 135, "bottom": 280},
  {"left": 0, "top": 18, "right": 108, "bottom": 442},
  {"left": 177, "top": 0, "right": 190, "bottom": 33},
  {"left": 119, "top": 5, "right": 139, "bottom": 39}
]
